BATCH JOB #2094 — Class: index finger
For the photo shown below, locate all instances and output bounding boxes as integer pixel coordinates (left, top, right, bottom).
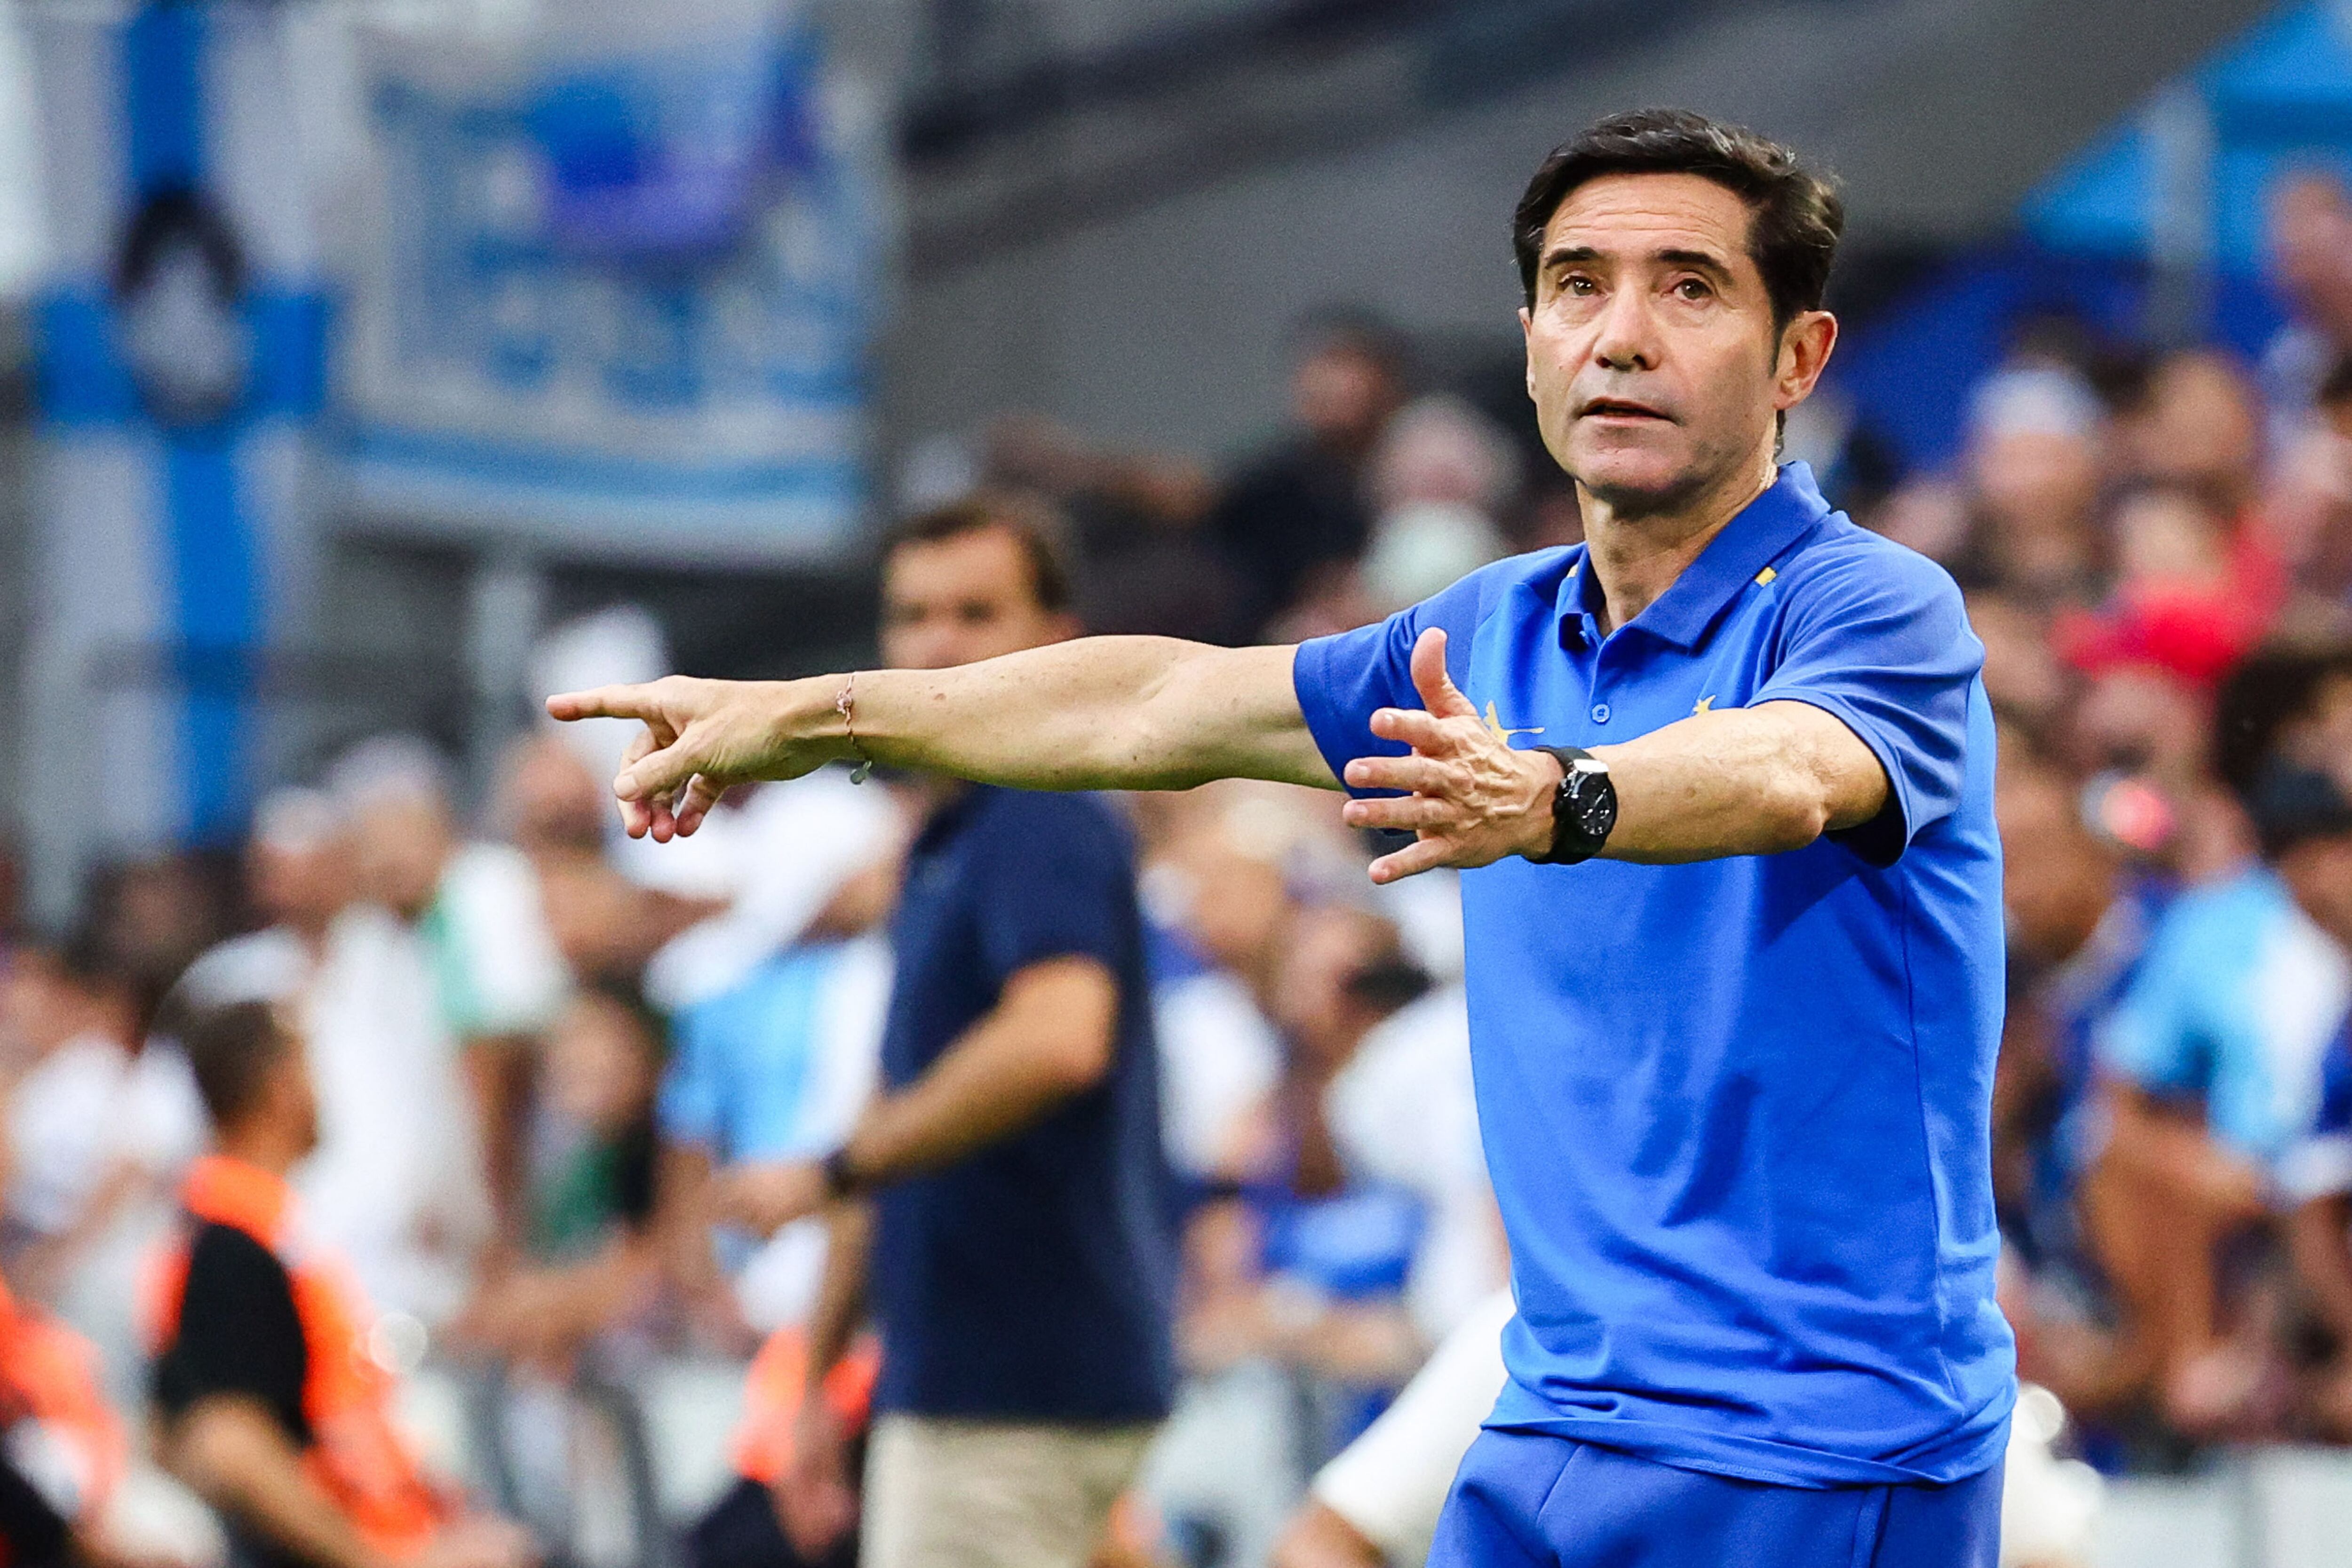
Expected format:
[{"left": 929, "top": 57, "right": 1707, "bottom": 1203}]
[{"left": 546, "top": 684, "right": 661, "bottom": 723}]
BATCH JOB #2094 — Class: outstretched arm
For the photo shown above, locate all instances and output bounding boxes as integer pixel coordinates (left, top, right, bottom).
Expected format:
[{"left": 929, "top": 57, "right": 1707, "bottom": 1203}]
[
  {"left": 547, "top": 638, "right": 1331, "bottom": 839},
  {"left": 1339, "top": 628, "right": 1889, "bottom": 881}
]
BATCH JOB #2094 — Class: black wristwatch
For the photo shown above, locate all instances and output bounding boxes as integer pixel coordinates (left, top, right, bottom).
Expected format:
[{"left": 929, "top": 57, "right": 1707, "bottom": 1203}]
[
  {"left": 819, "top": 1146, "right": 865, "bottom": 1202},
  {"left": 1530, "top": 746, "right": 1617, "bottom": 865}
]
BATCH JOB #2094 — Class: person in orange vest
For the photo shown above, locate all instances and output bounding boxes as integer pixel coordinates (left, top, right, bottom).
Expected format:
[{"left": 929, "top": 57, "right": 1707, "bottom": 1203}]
[
  {"left": 0, "top": 1267, "right": 131, "bottom": 1568},
  {"left": 683, "top": 1322, "right": 878, "bottom": 1568},
  {"left": 143, "top": 1000, "right": 533, "bottom": 1568}
]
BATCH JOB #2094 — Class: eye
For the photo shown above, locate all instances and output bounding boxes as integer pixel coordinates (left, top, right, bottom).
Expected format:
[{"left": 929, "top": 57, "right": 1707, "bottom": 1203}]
[
  {"left": 1673, "top": 277, "right": 1713, "bottom": 301},
  {"left": 1562, "top": 274, "right": 1597, "bottom": 297}
]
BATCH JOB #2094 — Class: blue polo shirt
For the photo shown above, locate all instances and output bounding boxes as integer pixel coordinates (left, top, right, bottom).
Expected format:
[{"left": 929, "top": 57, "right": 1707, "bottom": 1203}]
[
  {"left": 1294, "top": 463, "right": 2013, "bottom": 1488},
  {"left": 870, "top": 786, "right": 1177, "bottom": 1423}
]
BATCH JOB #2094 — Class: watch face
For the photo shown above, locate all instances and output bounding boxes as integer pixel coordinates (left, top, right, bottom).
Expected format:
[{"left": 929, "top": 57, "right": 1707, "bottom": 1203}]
[{"left": 1566, "top": 769, "right": 1617, "bottom": 842}]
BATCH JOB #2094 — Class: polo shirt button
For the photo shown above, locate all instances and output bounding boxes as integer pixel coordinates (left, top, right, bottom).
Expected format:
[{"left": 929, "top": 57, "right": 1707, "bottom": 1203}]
[{"left": 1591, "top": 703, "right": 1611, "bottom": 724}]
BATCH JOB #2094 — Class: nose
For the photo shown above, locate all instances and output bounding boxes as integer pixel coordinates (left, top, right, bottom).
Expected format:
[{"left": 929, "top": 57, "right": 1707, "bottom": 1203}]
[{"left": 1589, "top": 285, "right": 1660, "bottom": 374}]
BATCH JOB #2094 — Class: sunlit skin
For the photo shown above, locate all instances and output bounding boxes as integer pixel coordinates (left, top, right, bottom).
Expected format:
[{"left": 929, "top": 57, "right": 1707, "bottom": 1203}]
[{"left": 547, "top": 172, "right": 1883, "bottom": 885}]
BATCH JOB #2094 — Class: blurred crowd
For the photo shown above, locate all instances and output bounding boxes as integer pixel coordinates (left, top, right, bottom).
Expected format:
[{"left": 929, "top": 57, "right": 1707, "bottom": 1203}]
[{"left": 8, "top": 168, "right": 2352, "bottom": 1568}]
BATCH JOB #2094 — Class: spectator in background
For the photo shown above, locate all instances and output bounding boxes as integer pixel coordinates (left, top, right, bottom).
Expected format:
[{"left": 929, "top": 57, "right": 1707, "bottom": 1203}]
[
  {"left": 657, "top": 798, "right": 897, "bottom": 1347},
  {"left": 971, "top": 415, "right": 1238, "bottom": 643},
  {"left": 0, "top": 1262, "right": 143, "bottom": 1568},
  {"left": 2, "top": 931, "right": 194, "bottom": 1281},
  {"left": 2257, "top": 762, "right": 2352, "bottom": 1441},
  {"left": 2270, "top": 355, "right": 2352, "bottom": 635},
  {"left": 1359, "top": 396, "right": 1517, "bottom": 621},
  {"left": 1992, "top": 748, "right": 2169, "bottom": 1420},
  {"left": 2083, "top": 679, "right": 2352, "bottom": 1436},
  {"left": 455, "top": 984, "right": 664, "bottom": 1371},
  {"left": 1146, "top": 789, "right": 1301, "bottom": 1184},
  {"left": 712, "top": 496, "right": 1177, "bottom": 1568},
  {"left": 176, "top": 790, "right": 490, "bottom": 1329},
  {"left": 488, "top": 731, "right": 728, "bottom": 990},
  {"left": 1954, "top": 365, "right": 2108, "bottom": 608},
  {"left": 2055, "top": 479, "right": 2282, "bottom": 690},
  {"left": 147, "top": 1001, "right": 533, "bottom": 1568},
  {"left": 1211, "top": 313, "right": 1406, "bottom": 638},
  {"left": 2263, "top": 173, "right": 2352, "bottom": 427},
  {"left": 2113, "top": 351, "right": 2269, "bottom": 517},
  {"left": 1, "top": 927, "right": 206, "bottom": 1402},
  {"left": 326, "top": 737, "right": 571, "bottom": 1257},
  {"left": 1150, "top": 907, "right": 1457, "bottom": 1568}
]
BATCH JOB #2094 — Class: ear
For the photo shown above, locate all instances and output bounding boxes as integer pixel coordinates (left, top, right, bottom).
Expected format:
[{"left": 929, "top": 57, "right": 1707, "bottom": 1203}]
[
  {"left": 1772, "top": 310, "right": 1838, "bottom": 414},
  {"left": 1519, "top": 306, "right": 1537, "bottom": 401}
]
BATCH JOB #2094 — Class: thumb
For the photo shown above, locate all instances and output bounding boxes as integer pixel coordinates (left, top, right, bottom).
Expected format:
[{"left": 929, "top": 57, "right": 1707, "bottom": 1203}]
[{"left": 1409, "top": 628, "right": 1476, "bottom": 719}]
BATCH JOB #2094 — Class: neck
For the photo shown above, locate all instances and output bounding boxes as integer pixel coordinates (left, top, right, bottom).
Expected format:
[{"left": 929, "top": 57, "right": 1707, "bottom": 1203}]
[
  {"left": 1580, "top": 442, "right": 1777, "bottom": 636},
  {"left": 215, "top": 1122, "right": 304, "bottom": 1179}
]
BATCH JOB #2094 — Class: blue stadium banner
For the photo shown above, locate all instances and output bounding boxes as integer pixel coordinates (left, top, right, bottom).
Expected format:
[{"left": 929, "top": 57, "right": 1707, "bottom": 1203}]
[
  {"left": 22, "top": 0, "right": 329, "bottom": 917},
  {"left": 336, "top": 0, "right": 887, "bottom": 563}
]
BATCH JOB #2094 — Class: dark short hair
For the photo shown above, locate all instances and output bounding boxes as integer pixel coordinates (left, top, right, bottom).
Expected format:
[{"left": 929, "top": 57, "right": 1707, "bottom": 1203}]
[
  {"left": 1513, "top": 108, "right": 1844, "bottom": 333},
  {"left": 881, "top": 493, "right": 1074, "bottom": 615},
  {"left": 179, "top": 1000, "right": 295, "bottom": 1130},
  {"left": 2213, "top": 643, "right": 2352, "bottom": 801}
]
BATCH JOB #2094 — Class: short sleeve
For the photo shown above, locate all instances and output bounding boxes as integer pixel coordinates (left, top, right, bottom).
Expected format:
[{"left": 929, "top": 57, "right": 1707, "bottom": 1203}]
[
  {"left": 1292, "top": 568, "right": 1497, "bottom": 797},
  {"left": 151, "top": 1226, "right": 309, "bottom": 1445},
  {"left": 1749, "top": 546, "right": 1981, "bottom": 867},
  {"left": 2095, "top": 915, "right": 2205, "bottom": 1094},
  {"left": 974, "top": 801, "right": 1134, "bottom": 984}
]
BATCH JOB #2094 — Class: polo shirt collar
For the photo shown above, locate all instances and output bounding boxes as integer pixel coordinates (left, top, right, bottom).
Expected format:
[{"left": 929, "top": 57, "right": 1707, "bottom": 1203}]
[{"left": 1564, "top": 462, "right": 1832, "bottom": 653}]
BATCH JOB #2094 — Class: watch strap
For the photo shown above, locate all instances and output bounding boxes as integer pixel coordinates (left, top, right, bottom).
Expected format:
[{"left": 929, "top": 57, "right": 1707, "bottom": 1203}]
[{"left": 1531, "top": 745, "right": 1613, "bottom": 866}]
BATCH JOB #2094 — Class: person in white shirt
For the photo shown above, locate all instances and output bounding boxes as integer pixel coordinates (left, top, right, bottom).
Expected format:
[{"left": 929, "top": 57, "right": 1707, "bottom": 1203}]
[
  {"left": 1, "top": 926, "right": 206, "bottom": 1405},
  {"left": 325, "top": 737, "right": 572, "bottom": 1247}
]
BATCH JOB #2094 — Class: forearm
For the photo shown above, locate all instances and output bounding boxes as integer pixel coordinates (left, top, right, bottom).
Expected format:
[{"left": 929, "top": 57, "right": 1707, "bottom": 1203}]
[
  {"left": 804, "top": 1203, "right": 872, "bottom": 1378},
  {"left": 1593, "top": 701, "right": 1885, "bottom": 863},
  {"left": 844, "top": 1012, "right": 1093, "bottom": 1183},
  {"left": 846, "top": 639, "right": 1329, "bottom": 791},
  {"left": 170, "top": 1401, "right": 387, "bottom": 1568},
  {"left": 656, "top": 1146, "right": 724, "bottom": 1292}
]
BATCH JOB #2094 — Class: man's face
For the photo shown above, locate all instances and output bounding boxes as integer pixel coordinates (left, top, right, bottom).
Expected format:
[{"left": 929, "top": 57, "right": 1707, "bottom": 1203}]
[
  {"left": 1291, "top": 341, "right": 1398, "bottom": 452},
  {"left": 1520, "top": 172, "right": 1831, "bottom": 515},
  {"left": 246, "top": 838, "right": 355, "bottom": 931},
  {"left": 352, "top": 797, "right": 453, "bottom": 920},
  {"left": 880, "top": 525, "right": 1075, "bottom": 671}
]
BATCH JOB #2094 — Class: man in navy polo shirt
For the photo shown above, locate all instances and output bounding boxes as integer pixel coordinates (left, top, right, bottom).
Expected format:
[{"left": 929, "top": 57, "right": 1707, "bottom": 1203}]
[
  {"left": 555, "top": 107, "right": 2010, "bottom": 1567},
  {"left": 701, "top": 495, "right": 1176, "bottom": 1568}
]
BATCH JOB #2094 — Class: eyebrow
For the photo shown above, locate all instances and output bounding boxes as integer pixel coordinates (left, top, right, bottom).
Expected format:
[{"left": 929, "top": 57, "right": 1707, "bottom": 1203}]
[{"left": 1540, "top": 244, "right": 1739, "bottom": 283}]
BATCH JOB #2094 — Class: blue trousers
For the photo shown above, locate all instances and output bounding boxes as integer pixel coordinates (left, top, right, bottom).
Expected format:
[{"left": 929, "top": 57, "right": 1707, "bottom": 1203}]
[{"left": 1428, "top": 1429, "right": 2003, "bottom": 1568}]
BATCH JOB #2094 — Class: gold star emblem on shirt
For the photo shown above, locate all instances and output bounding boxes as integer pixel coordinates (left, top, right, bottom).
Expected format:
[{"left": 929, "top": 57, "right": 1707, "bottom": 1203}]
[
  {"left": 1693, "top": 695, "right": 1716, "bottom": 714},
  {"left": 1483, "top": 700, "right": 1545, "bottom": 744}
]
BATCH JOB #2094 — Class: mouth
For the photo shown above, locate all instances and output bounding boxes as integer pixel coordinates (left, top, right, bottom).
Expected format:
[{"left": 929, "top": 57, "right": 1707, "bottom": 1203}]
[{"left": 1576, "top": 397, "right": 1675, "bottom": 423}]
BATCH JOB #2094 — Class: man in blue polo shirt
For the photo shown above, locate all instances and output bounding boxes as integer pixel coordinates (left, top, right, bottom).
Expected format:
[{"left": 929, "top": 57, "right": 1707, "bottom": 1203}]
[{"left": 554, "top": 106, "right": 2010, "bottom": 1568}]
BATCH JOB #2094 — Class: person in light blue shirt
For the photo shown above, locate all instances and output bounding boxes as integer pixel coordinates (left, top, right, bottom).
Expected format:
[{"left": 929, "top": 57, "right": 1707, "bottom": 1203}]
[
  {"left": 553, "top": 108, "right": 2009, "bottom": 1567},
  {"left": 2087, "top": 758, "right": 2352, "bottom": 1437},
  {"left": 2098, "top": 867, "right": 2348, "bottom": 1173}
]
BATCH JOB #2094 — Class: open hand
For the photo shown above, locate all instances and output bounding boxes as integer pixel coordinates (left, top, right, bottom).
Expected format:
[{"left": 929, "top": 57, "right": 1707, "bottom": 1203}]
[
  {"left": 545, "top": 676, "right": 841, "bottom": 841},
  {"left": 1338, "top": 629, "right": 1561, "bottom": 883}
]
